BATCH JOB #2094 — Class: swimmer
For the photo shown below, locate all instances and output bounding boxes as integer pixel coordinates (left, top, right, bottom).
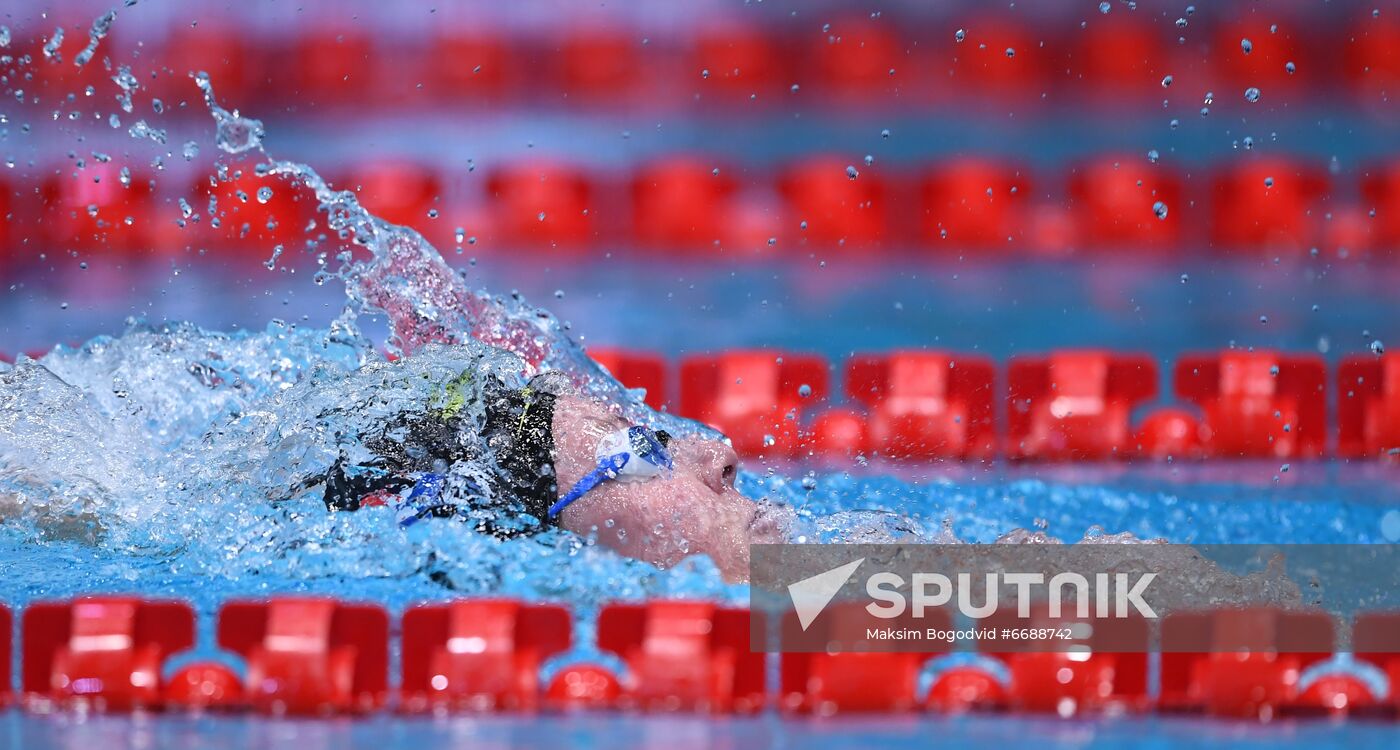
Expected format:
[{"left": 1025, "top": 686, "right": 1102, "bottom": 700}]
[{"left": 316, "top": 370, "right": 784, "bottom": 582}]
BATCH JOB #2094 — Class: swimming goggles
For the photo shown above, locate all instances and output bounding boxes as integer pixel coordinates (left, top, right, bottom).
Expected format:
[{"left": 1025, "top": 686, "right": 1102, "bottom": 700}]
[{"left": 548, "top": 425, "right": 673, "bottom": 517}]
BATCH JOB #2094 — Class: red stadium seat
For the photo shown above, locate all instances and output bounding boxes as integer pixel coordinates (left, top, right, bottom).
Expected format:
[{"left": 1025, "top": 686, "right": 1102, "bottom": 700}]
[
  {"left": 42, "top": 165, "right": 156, "bottom": 254},
  {"left": 845, "top": 351, "right": 995, "bottom": 460},
  {"left": 1360, "top": 160, "right": 1400, "bottom": 249},
  {"left": 485, "top": 162, "right": 595, "bottom": 250},
  {"left": 781, "top": 602, "right": 948, "bottom": 714},
  {"left": 1353, "top": 612, "right": 1400, "bottom": 715},
  {"left": 293, "top": 30, "right": 375, "bottom": 106},
  {"left": 631, "top": 157, "right": 735, "bottom": 250},
  {"left": 919, "top": 159, "right": 1029, "bottom": 250},
  {"left": 984, "top": 604, "right": 1151, "bottom": 716},
  {"left": 1337, "top": 353, "right": 1400, "bottom": 459},
  {"left": 431, "top": 31, "right": 512, "bottom": 101},
  {"left": 945, "top": 16, "right": 1042, "bottom": 96},
  {"left": 779, "top": 157, "right": 887, "bottom": 249},
  {"left": 1066, "top": 16, "right": 1168, "bottom": 100},
  {"left": 151, "top": 25, "right": 250, "bottom": 106},
  {"left": 1007, "top": 351, "right": 1158, "bottom": 461},
  {"left": 217, "top": 597, "right": 389, "bottom": 715},
  {"left": 810, "top": 19, "right": 903, "bottom": 100},
  {"left": 1214, "top": 16, "right": 1312, "bottom": 93},
  {"left": 558, "top": 28, "right": 641, "bottom": 101},
  {"left": 679, "top": 350, "right": 829, "bottom": 457},
  {"left": 22, "top": 597, "right": 195, "bottom": 711},
  {"left": 195, "top": 168, "right": 319, "bottom": 257},
  {"left": 589, "top": 348, "right": 668, "bottom": 409},
  {"left": 596, "top": 601, "right": 764, "bottom": 712},
  {"left": 1210, "top": 160, "right": 1328, "bottom": 253},
  {"left": 1160, "top": 608, "right": 1334, "bottom": 718},
  {"left": 1346, "top": 13, "right": 1400, "bottom": 102},
  {"left": 400, "top": 599, "right": 571, "bottom": 712},
  {"left": 1066, "top": 157, "right": 1183, "bottom": 249},
  {"left": 346, "top": 161, "right": 445, "bottom": 242},
  {"left": 1175, "top": 351, "right": 1327, "bottom": 459}
]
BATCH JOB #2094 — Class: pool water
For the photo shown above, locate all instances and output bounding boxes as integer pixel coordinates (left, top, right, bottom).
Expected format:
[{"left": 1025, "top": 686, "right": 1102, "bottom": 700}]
[
  {"left": 7, "top": 712, "right": 1400, "bottom": 750},
  {"left": 2, "top": 6, "right": 1399, "bottom": 748}
]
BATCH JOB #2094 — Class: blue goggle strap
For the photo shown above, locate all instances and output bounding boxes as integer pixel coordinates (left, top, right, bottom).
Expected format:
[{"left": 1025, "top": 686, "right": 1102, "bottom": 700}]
[{"left": 548, "top": 452, "right": 629, "bottom": 518}]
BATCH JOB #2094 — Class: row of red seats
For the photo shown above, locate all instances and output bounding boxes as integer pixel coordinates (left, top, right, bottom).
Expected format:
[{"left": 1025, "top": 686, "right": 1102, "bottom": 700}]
[
  {"left": 9, "top": 156, "right": 1399, "bottom": 259},
  {"left": 592, "top": 348, "right": 1400, "bottom": 461},
  {"left": 24, "top": 13, "right": 1400, "bottom": 109},
  {"left": 4, "top": 597, "right": 1399, "bottom": 719}
]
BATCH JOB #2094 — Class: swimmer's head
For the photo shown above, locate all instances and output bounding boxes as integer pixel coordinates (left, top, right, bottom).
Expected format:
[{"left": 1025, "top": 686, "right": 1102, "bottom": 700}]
[{"left": 548, "top": 393, "right": 784, "bottom": 582}]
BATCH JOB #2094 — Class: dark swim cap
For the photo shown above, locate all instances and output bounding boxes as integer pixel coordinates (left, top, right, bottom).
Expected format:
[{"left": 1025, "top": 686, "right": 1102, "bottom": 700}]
[{"left": 481, "top": 376, "right": 559, "bottom": 529}]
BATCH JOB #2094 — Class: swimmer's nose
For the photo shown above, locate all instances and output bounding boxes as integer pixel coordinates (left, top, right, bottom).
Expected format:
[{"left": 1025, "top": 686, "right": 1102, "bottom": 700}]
[{"left": 699, "top": 441, "right": 740, "bottom": 494}]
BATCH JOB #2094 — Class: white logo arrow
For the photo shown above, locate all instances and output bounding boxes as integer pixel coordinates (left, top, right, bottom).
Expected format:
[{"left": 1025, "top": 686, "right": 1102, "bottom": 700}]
[{"left": 788, "top": 557, "right": 865, "bottom": 631}]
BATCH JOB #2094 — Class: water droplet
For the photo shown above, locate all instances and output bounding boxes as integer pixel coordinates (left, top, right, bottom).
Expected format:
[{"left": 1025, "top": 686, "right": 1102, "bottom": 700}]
[
  {"left": 1147, "top": 149, "right": 1160, "bottom": 163},
  {"left": 1161, "top": 74, "right": 1173, "bottom": 88},
  {"left": 427, "top": 208, "right": 439, "bottom": 219},
  {"left": 42, "top": 27, "right": 65, "bottom": 62},
  {"left": 1285, "top": 61, "right": 1296, "bottom": 74},
  {"left": 1099, "top": 1, "right": 1111, "bottom": 13},
  {"left": 182, "top": 140, "right": 199, "bottom": 161},
  {"left": 1244, "top": 86, "right": 1261, "bottom": 103},
  {"left": 1153, "top": 201, "right": 1169, "bottom": 220},
  {"left": 1241, "top": 38, "right": 1253, "bottom": 55},
  {"left": 798, "top": 384, "right": 813, "bottom": 398},
  {"left": 880, "top": 128, "right": 891, "bottom": 139},
  {"left": 1264, "top": 176, "right": 1275, "bottom": 188},
  {"left": 845, "top": 165, "right": 859, "bottom": 180},
  {"left": 1371, "top": 339, "right": 1386, "bottom": 355},
  {"left": 955, "top": 29, "right": 966, "bottom": 43},
  {"left": 256, "top": 186, "right": 273, "bottom": 204},
  {"left": 1004, "top": 47, "right": 1016, "bottom": 58}
]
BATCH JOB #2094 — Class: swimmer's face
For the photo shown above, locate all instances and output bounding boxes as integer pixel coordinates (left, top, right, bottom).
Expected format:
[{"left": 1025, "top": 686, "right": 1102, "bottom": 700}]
[{"left": 550, "top": 395, "right": 782, "bottom": 582}]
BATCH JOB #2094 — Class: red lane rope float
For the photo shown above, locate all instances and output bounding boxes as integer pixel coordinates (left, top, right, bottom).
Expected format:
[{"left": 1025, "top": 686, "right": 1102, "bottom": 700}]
[
  {"left": 593, "top": 601, "right": 765, "bottom": 713},
  {"left": 21, "top": 597, "right": 195, "bottom": 712},
  {"left": 214, "top": 597, "right": 390, "bottom": 716},
  {"left": 10, "top": 156, "right": 1400, "bottom": 261},
  {"left": 400, "top": 599, "right": 570, "bottom": 713},
  {"left": 651, "top": 348, "right": 1390, "bottom": 462}
]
